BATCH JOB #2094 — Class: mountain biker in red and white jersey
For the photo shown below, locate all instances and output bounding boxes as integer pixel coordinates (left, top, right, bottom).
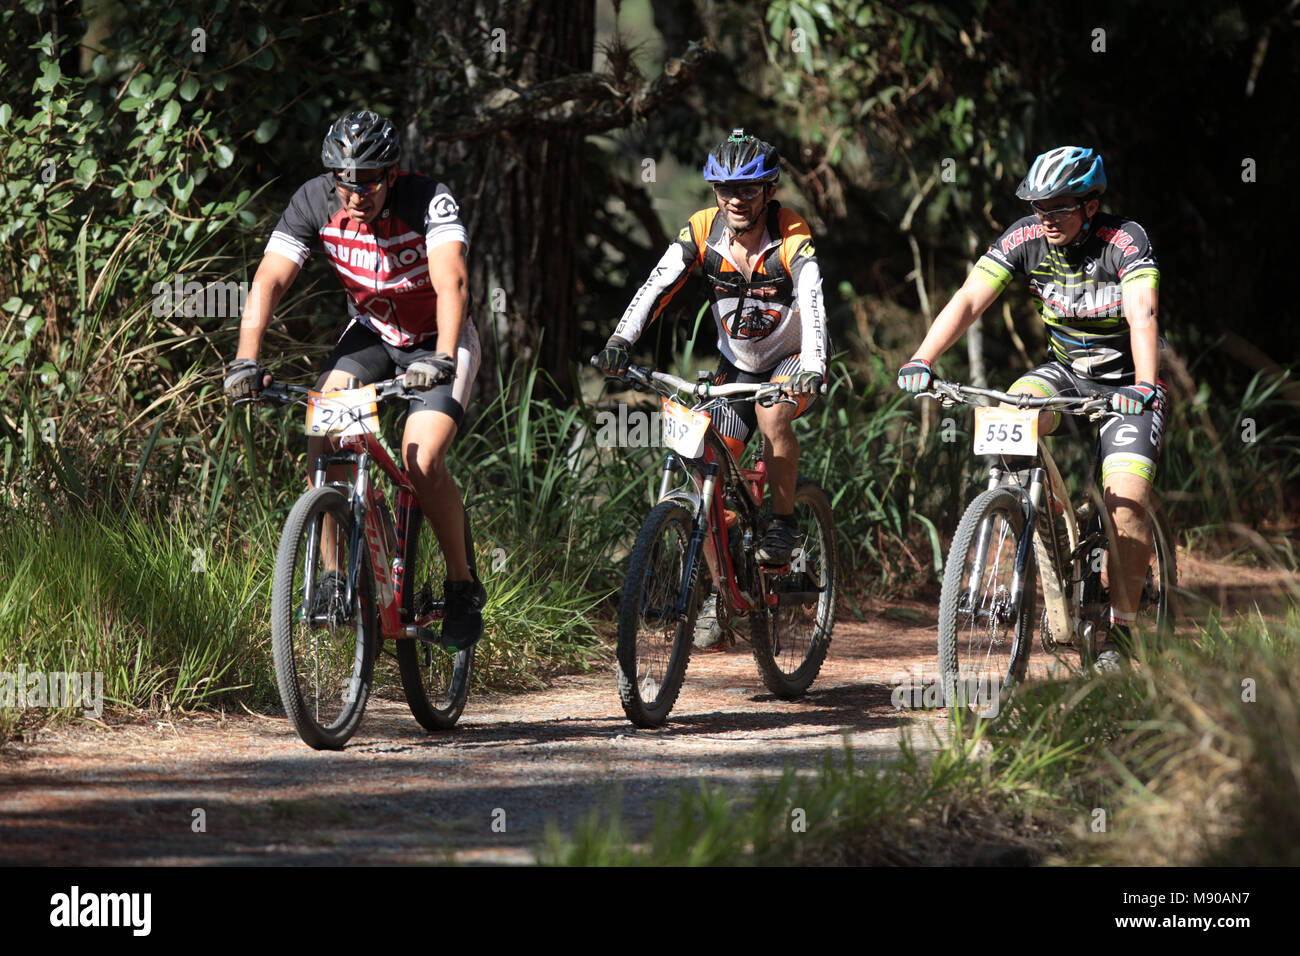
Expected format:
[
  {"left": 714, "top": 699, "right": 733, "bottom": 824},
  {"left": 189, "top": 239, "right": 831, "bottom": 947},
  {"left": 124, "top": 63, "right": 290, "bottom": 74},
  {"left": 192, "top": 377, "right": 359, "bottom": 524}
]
[
  {"left": 223, "top": 109, "right": 486, "bottom": 649},
  {"left": 593, "top": 128, "right": 830, "bottom": 648},
  {"left": 897, "top": 146, "right": 1164, "bottom": 670}
]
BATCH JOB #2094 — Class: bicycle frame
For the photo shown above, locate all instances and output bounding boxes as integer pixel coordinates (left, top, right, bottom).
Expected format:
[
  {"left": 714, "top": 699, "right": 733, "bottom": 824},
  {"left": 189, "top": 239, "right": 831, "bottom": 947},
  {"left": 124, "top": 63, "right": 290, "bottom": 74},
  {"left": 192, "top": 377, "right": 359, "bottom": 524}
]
[
  {"left": 309, "top": 418, "right": 439, "bottom": 644},
  {"left": 658, "top": 426, "right": 773, "bottom": 617},
  {"left": 927, "top": 379, "right": 1120, "bottom": 650}
]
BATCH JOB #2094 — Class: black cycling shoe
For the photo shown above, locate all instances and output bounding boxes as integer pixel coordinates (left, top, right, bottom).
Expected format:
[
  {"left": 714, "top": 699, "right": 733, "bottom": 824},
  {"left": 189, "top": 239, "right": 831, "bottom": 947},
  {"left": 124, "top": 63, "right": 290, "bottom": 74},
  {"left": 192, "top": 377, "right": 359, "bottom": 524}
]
[
  {"left": 310, "top": 569, "right": 347, "bottom": 624},
  {"left": 441, "top": 577, "right": 488, "bottom": 650},
  {"left": 755, "top": 518, "right": 799, "bottom": 566}
]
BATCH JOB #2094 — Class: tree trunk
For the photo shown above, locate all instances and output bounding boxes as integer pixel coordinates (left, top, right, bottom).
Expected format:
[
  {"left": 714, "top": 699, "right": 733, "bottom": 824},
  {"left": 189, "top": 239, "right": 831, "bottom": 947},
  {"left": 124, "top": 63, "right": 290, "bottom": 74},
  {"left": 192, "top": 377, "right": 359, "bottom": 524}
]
[{"left": 404, "top": 1, "right": 595, "bottom": 398}]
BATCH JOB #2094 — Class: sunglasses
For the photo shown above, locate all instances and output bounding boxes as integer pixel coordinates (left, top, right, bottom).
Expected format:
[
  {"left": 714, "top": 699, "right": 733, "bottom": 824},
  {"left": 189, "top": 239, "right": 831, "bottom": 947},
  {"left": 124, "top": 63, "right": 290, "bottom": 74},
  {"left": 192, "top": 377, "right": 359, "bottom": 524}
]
[
  {"left": 333, "top": 173, "right": 387, "bottom": 197},
  {"left": 713, "top": 183, "right": 766, "bottom": 202},
  {"left": 1030, "top": 201, "right": 1083, "bottom": 220}
]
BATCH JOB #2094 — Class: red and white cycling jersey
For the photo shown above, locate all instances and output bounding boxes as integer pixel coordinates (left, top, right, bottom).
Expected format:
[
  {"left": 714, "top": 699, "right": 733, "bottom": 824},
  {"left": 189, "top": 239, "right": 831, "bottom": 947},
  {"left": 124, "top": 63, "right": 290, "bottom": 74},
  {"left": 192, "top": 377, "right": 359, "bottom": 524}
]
[{"left": 265, "top": 172, "right": 468, "bottom": 347}]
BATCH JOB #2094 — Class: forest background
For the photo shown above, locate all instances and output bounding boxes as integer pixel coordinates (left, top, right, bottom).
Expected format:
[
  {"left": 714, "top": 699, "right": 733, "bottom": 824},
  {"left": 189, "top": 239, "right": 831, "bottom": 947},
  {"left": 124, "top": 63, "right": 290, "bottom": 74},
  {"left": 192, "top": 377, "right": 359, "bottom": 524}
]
[{"left": 1, "top": 0, "right": 1298, "bottom": 723}]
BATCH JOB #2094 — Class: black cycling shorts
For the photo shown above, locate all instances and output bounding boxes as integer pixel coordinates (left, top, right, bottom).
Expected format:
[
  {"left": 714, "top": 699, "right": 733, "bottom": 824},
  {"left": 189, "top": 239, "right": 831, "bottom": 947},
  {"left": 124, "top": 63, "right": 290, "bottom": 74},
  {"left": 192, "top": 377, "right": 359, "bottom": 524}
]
[
  {"left": 1009, "top": 362, "right": 1168, "bottom": 485},
  {"left": 319, "top": 319, "right": 480, "bottom": 429},
  {"left": 708, "top": 353, "right": 816, "bottom": 458}
]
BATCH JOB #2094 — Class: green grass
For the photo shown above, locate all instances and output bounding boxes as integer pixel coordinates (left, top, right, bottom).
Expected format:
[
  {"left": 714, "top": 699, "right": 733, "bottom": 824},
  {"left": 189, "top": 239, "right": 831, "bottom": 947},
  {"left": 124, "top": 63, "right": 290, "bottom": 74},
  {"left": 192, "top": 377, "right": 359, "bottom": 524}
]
[{"left": 539, "top": 608, "right": 1300, "bottom": 865}]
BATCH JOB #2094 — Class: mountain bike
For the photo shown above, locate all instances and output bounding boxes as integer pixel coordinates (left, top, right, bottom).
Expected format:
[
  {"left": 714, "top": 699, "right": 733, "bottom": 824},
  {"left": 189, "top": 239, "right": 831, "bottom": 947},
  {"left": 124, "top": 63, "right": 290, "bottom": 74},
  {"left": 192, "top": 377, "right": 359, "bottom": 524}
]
[
  {"left": 918, "top": 379, "right": 1177, "bottom": 704},
  {"left": 600, "top": 363, "right": 837, "bottom": 728},
  {"left": 244, "top": 377, "right": 476, "bottom": 749}
]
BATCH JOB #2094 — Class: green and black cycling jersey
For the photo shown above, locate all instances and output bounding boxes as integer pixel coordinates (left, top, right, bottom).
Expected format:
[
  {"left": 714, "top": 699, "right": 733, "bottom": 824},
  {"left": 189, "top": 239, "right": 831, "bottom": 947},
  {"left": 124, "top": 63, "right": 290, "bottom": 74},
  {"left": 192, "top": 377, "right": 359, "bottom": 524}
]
[{"left": 971, "top": 211, "right": 1159, "bottom": 382}]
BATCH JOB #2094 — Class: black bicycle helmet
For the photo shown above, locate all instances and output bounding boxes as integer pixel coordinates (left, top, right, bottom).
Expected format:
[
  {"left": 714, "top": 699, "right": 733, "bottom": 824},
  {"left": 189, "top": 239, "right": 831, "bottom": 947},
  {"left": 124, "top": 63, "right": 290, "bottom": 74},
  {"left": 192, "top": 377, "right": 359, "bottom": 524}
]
[
  {"left": 703, "top": 128, "right": 780, "bottom": 184},
  {"left": 321, "top": 110, "right": 400, "bottom": 172}
]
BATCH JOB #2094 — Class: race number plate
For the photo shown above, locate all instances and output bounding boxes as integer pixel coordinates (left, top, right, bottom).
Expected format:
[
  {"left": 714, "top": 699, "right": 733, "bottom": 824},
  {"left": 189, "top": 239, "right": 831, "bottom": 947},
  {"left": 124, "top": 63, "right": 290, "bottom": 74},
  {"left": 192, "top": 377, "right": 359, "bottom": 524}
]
[
  {"left": 661, "top": 398, "right": 710, "bottom": 459},
  {"left": 305, "top": 385, "right": 379, "bottom": 437},
  {"left": 973, "top": 406, "right": 1038, "bottom": 456}
]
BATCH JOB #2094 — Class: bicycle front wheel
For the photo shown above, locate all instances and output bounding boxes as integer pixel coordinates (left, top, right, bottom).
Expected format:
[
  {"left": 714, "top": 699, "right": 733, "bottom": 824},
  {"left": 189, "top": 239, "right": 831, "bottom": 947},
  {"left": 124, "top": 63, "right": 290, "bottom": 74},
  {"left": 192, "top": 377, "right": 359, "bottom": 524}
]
[
  {"left": 938, "top": 487, "right": 1035, "bottom": 711},
  {"left": 616, "top": 500, "right": 700, "bottom": 728},
  {"left": 271, "top": 485, "right": 377, "bottom": 750},
  {"left": 749, "top": 479, "right": 838, "bottom": 698},
  {"left": 396, "top": 506, "right": 475, "bottom": 731},
  {"left": 1137, "top": 499, "right": 1178, "bottom": 649}
]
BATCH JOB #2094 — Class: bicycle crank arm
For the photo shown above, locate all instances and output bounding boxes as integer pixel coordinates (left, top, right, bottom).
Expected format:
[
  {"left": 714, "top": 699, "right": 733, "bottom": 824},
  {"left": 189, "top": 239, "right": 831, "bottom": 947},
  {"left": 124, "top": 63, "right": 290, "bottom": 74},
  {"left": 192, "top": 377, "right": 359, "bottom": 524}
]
[
  {"left": 769, "top": 589, "right": 822, "bottom": 608},
  {"left": 404, "top": 624, "right": 454, "bottom": 648}
]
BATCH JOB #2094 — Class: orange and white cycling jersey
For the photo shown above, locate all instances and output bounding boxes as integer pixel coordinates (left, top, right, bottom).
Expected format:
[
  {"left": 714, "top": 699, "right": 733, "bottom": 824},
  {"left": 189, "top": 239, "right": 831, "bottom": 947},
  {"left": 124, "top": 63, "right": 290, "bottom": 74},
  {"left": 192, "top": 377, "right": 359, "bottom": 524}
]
[{"left": 613, "top": 203, "right": 828, "bottom": 377}]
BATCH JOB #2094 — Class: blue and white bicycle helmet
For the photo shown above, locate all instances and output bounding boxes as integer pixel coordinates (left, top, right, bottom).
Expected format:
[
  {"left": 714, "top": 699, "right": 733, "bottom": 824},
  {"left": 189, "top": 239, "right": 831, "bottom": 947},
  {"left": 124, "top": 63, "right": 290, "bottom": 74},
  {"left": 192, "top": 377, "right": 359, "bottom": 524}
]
[
  {"left": 1015, "top": 146, "right": 1107, "bottom": 201},
  {"left": 702, "top": 128, "right": 780, "bottom": 184}
]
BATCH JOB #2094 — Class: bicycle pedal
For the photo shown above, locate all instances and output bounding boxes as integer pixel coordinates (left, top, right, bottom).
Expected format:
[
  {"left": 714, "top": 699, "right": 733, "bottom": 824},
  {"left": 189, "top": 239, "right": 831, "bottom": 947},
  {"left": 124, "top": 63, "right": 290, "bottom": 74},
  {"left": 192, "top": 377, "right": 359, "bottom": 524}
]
[{"left": 404, "top": 623, "right": 451, "bottom": 648}]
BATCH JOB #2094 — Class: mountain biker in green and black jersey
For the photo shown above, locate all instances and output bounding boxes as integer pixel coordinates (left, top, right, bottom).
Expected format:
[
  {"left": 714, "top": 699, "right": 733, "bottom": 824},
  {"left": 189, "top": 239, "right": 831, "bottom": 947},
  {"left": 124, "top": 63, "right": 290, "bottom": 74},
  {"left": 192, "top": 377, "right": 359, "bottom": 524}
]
[
  {"left": 592, "top": 128, "right": 830, "bottom": 648},
  {"left": 223, "top": 109, "right": 487, "bottom": 649},
  {"left": 897, "top": 146, "right": 1165, "bottom": 670}
]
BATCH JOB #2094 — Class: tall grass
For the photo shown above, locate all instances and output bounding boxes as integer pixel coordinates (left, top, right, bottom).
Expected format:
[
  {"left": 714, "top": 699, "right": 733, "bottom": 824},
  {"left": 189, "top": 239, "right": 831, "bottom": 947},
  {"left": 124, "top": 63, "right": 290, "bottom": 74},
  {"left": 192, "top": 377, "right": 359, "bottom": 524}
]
[{"left": 0, "top": 506, "right": 279, "bottom": 742}]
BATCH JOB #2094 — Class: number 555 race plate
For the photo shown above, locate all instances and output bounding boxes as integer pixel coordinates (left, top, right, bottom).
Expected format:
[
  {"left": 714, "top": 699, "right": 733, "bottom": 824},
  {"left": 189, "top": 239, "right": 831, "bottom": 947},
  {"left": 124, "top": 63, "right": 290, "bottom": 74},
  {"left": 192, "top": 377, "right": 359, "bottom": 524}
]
[{"left": 973, "top": 406, "right": 1038, "bottom": 456}]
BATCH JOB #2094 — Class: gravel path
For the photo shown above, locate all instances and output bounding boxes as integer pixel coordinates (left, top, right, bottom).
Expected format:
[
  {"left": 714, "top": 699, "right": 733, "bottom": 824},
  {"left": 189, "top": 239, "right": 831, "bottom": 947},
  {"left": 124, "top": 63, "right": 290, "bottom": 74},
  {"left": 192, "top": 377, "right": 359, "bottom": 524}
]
[
  {"left": 0, "top": 605, "right": 949, "bottom": 865},
  {"left": 0, "top": 552, "right": 1278, "bottom": 866}
]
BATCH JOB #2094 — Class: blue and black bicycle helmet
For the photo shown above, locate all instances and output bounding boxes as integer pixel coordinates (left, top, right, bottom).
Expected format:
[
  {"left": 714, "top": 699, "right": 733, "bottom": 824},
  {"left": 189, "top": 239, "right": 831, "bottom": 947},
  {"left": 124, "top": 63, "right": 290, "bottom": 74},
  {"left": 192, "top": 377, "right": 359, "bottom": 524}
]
[
  {"left": 703, "top": 128, "right": 780, "bottom": 184},
  {"left": 1016, "top": 146, "right": 1107, "bottom": 201}
]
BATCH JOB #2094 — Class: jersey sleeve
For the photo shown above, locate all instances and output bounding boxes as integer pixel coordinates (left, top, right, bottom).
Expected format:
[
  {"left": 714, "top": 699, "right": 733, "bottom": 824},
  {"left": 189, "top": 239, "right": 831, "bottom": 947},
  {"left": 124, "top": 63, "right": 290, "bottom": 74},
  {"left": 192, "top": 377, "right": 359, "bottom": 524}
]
[
  {"left": 611, "top": 209, "right": 708, "bottom": 345},
  {"left": 971, "top": 215, "right": 1042, "bottom": 295},
  {"left": 265, "top": 175, "right": 330, "bottom": 266},
  {"left": 424, "top": 182, "right": 469, "bottom": 252},
  {"left": 1100, "top": 219, "right": 1159, "bottom": 290},
  {"left": 778, "top": 211, "right": 828, "bottom": 377}
]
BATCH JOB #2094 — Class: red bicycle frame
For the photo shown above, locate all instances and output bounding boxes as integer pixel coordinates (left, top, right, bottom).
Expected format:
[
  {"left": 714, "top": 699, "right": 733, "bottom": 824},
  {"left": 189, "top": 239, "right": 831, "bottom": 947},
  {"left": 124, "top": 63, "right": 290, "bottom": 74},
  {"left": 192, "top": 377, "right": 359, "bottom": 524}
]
[
  {"left": 316, "top": 428, "right": 430, "bottom": 642},
  {"left": 698, "top": 437, "right": 782, "bottom": 616}
]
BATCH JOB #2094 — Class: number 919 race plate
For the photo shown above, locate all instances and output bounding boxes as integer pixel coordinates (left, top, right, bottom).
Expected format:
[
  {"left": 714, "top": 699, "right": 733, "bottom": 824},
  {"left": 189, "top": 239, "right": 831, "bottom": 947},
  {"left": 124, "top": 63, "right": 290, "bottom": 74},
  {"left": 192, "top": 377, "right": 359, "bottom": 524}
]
[{"left": 973, "top": 406, "right": 1038, "bottom": 456}]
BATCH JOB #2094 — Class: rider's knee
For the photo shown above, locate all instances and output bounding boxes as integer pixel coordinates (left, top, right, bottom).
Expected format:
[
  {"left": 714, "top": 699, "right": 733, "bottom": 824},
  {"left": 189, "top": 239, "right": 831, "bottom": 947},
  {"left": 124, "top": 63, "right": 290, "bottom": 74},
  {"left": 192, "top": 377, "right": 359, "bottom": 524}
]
[{"left": 405, "top": 444, "right": 449, "bottom": 484}]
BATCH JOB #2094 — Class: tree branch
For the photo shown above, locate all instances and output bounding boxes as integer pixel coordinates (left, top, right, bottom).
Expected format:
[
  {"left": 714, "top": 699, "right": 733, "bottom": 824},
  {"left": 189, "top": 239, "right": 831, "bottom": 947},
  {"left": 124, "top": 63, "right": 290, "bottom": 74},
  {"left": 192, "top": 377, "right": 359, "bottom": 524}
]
[{"left": 426, "top": 40, "right": 712, "bottom": 141}]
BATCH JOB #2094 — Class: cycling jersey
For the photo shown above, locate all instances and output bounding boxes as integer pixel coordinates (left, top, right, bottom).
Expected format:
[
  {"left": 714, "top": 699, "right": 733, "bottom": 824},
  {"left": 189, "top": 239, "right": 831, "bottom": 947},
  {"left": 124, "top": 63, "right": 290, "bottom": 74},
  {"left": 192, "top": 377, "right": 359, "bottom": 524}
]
[
  {"left": 612, "top": 203, "right": 828, "bottom": 377},
  {"left": 265, "top": 172, "right": 468, "bottom": 347},
  {"left": 971, "top": 212, "right": 1159, "bottom": 382}
]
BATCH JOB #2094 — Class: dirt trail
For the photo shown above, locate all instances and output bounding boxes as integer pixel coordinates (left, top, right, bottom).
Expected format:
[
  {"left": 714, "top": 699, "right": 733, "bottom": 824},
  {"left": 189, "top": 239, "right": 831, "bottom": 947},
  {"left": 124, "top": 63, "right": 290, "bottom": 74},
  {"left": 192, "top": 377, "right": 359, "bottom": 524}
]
[
  {"left": 0, "top": 605, "right": 948, "bottom": 865},
  {"left": 0, "top": 555, "right": 1291, "bottom": 865}
]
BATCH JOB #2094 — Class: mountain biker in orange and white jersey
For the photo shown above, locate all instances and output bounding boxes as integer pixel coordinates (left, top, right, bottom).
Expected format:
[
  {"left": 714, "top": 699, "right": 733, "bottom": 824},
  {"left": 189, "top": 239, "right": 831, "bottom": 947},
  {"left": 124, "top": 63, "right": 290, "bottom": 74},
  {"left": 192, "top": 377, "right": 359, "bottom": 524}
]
[
  {"left": 897, "top": 146, "right": 1164, "bottom": 670},
  {"left": 593, "top": 129, "right": 830, "bottom": 647},
  {"left": 223, "top": 110, "right": 486, "bottom": 649}
]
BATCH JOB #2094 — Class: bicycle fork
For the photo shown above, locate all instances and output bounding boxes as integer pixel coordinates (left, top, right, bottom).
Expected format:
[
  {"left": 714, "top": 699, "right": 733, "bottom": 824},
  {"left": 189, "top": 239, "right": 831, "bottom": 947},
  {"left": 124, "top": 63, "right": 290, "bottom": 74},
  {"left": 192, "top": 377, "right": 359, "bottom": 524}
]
[
  {"left": 968, "top": 467, "right": 1043, "bottom": 625},
  {"left": 673, "top": 464, "right": 717, "bottom": 619}
]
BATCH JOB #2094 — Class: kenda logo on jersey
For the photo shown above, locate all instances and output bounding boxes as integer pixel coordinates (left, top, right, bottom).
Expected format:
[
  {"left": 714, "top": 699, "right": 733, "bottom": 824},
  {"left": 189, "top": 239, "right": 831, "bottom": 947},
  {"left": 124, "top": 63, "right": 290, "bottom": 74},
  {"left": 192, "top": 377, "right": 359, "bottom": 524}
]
[
  {"left": 999, "top": 222, "right": 1045, "bottom": 255},
  {"left": 1095, "top": 225, "right": 1140, "bottom": 257}
]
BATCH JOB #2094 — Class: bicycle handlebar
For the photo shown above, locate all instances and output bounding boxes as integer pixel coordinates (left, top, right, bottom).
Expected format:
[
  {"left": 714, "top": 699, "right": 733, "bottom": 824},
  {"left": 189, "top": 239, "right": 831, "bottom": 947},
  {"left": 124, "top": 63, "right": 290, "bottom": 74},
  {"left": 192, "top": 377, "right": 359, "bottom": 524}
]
[
  {"left": 235, "top": 375, "right": 433, "bottom": 408},
  {"left": 592, "top": 359, "right": 828, "bottom": 406},
  {"left": 918, "top": 379, "right": 1118, "bottom": 421}
]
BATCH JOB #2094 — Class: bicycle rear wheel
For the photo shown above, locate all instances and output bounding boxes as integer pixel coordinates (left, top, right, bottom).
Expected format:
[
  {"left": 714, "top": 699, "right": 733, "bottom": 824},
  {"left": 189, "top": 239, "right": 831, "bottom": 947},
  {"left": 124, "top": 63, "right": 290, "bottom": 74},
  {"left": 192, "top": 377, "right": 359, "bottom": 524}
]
[
  {"left": 749, "top": 479, "right": 838, "bottom": 698},
  {"left": 396, "top": 505, "right": 476, "bottom": 731},
  {"left": 616, "top": 500, "right": 700, "bottom": 727},
  {"left": 938, "top": 487, "right": 1035, "bottom": 714},
  {"left": 271, "top": 485, "right": 376, "bottom": 750}
]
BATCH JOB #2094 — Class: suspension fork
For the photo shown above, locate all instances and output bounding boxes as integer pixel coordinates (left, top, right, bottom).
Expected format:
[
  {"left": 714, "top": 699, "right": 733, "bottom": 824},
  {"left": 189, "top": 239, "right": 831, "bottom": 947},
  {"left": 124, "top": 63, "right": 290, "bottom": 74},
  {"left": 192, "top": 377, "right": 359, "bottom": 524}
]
[
  {"left": 967, "top": 466, "right": 1042, "bottom": 619},
  {"left": 347, "top": 453, "right": 372, "bottom": 612},
  {"left": 675, "top": 463, "right": 718, "bottom": 618},
  {"left": 965, "top": 467, "right": 1005, "bottom": 606}
]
